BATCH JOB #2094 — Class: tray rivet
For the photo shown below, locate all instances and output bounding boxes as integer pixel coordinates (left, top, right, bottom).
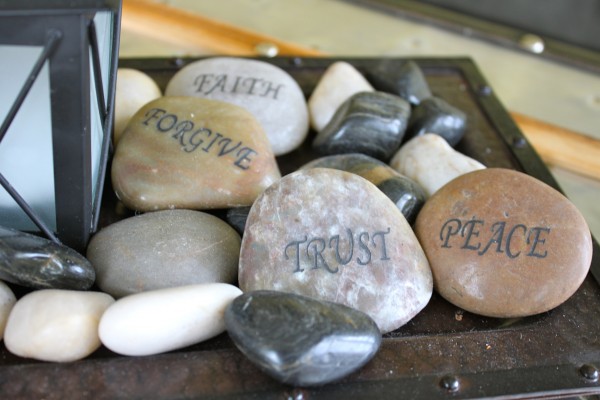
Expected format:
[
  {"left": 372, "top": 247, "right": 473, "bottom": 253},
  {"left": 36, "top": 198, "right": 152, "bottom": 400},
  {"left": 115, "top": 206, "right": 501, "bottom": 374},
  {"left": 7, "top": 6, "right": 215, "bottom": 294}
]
[
  {"left": 255, "top": 42, "right": 279, "bottom": 58},
  {"left": 439, "top": 374, "right": 460, "bottom": 393},
  {"left": 580, "top": 364, "right": 599, "bottom": 382},
  {"left": 477, "top": 85, "right": 492, "bottom": 97},
  {"left": 170, "top": 57, "right": 185, "bottom": 68},
  {"left": 512, "top": 137, "right": 527, "bottom": 149},
  {"left": 519, "top": 33, "right": 545, "bottom": 54}
]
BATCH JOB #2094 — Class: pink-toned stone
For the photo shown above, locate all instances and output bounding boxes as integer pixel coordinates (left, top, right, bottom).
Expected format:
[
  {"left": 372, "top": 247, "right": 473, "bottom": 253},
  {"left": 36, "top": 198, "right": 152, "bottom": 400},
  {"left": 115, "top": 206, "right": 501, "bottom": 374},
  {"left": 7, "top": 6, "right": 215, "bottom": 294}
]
[
  {"left": 238, "top": 168, "right": 433, "bottom": 333},
  {"left": 415, "top": 168, "right": 593, "bottom": 318}
]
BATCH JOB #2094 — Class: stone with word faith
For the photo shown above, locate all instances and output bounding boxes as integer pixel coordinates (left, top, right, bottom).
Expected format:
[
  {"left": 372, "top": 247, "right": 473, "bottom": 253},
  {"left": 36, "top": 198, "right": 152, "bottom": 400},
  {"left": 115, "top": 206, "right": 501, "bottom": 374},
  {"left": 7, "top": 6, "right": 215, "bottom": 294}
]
[
  {"left": 366, "top": 59, "right": 432, "bottom": 106},
  {"left": 238, "top": 168, "right": 433, "bottom": 333},
  {"left": 165, "top": 57, "right": 309, "bottom": 156},
  {"left": 404, "top": 97, "right": 467, "bottom": 147},
  {"left": 415, "top": 168, "right": 593, "bottom": 318},
  {"left": 111, "top": 96, "right": 280, "bottom": 211}
]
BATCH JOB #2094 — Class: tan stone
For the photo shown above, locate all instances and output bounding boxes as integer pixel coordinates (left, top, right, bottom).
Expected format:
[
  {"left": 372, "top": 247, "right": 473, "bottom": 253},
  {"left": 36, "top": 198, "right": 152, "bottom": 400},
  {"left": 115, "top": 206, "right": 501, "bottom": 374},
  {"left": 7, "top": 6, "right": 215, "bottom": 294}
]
[{"left": 415, "top": 168, "right": 593, "bottom": 318}]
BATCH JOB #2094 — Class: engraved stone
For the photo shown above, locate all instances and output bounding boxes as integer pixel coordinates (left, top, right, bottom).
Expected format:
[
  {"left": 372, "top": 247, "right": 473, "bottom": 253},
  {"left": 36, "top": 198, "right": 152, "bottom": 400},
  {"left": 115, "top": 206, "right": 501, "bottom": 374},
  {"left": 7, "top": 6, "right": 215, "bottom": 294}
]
[
  {"left": 308, "top": 61, "right": 374, "bottom": 132},
  {"left": 415, "top": 168, "right": 593, "bottom": 318},
  {"left": 0, "top": 226, "right": 95, "bottom": 290},
  {"left": 238, "top": 168, "right": 433, "bottom": 333},
  {"left": 4, "top": 289, "right": 114, "bottom": 362},
  {"left": 111, "top": 96, "right": 280, "bottom": 211},
  {"left": 366, "top": 60, "right": 432, "bottom": 105},
  {"left": 0, "top": 281, "right": 16, "bottom": 340},
  {"left": 165, "top": 57, "right": 309, "bottom": 156},
  {"left": 312, "top": 91, "right": 410, "bottom": 161},
  {"left": 404, "top": 97, "right": 467, "bottom": 146},
  {"left": 390, "top": 133, "right": 485, "bottom": 197},
  {"left": 225, "top": 290, "right": 381, "bottom": 386},
  {"left": 87, "top": 209, "right": 241, "bottom": 298},
  {"left": 99, "top": 283, "right": 242, "bottom": 356},
  {"left": 301, "top": 153, "right": 426, "bottom": 224}
]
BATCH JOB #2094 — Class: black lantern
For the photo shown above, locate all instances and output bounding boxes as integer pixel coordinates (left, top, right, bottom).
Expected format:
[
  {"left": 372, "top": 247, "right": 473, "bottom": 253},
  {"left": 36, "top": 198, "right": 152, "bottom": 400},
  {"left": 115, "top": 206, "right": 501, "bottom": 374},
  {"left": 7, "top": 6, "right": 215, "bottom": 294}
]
[{"left": 0, "top": 0, "right": 121, "bottom": 252}]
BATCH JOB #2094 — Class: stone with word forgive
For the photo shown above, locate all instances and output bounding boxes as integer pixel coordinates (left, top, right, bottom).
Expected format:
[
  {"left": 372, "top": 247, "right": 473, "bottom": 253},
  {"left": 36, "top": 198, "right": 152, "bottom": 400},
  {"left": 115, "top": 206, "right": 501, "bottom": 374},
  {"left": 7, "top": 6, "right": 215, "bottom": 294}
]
[
  {"left": 415, "top": 168, "right": 593, "bottom": 318},
  {"left": 239, "top": 168, "right": 433, "bottom": 333},
  {"left": 111, "top": 96, "right": 280, "bottom": 211},
  {"left": 165, "top": 57, "right": 309, "bottom": 156}
]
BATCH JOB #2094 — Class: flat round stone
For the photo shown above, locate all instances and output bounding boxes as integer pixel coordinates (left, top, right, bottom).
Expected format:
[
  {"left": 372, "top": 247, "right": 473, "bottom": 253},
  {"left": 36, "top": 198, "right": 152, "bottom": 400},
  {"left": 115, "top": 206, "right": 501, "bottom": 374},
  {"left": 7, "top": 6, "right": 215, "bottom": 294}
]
[
  {"left": 111, "top": 96, "right": 280, "bottom": 211},
  {"left": 165, "top": 57, "right": 309, "bottom": 156},
  {"left": 87, "top": 209, "right": 241, "bottom": 298},
  {"left": 0, "top": 281, "right": 16, "bottom": 340},
  {"left": 239, "top": 168, "right": 432, "bottom": 333},
  {"left": 225, "top": 290, "right": 381, "bottom": 386},
  {"left": 415, "top": 168, "right": 593, "bottom": 318}
]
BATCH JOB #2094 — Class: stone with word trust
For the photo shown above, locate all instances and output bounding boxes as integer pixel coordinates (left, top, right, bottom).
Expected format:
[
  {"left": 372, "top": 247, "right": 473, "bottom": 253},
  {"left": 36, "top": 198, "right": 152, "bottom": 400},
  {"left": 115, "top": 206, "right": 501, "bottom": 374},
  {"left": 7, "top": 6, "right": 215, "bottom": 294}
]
[
  {"left": 415, "top": 168, "right": 593, "bottom": 318},
  {"left": 238, "top": 168, "right": 433, "bottom": 333},
  {"left": 111, "top": 96, "right": 280, "bottom": 211}
]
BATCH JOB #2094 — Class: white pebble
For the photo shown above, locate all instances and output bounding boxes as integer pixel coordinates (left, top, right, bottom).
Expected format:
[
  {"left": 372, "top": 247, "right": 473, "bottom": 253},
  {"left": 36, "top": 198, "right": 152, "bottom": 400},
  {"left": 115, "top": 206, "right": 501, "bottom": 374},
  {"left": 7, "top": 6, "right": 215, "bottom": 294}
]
[
  {"left": 0, "top": 281, "right": 16, "bottom": 340},
  {"left": 99, "top": 283, "right": 242, "bottom": 356},
  {"left": 4, "top": 290, "right": 115, "bottom": 362},
  {"left": 390, "top": 133, "right": 485, "bottom": 197}
]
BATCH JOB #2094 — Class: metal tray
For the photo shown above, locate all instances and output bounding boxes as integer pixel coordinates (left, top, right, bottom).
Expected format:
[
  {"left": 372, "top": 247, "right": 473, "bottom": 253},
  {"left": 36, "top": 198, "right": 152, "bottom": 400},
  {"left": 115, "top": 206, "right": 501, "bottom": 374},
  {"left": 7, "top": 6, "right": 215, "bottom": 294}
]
[{"left": 1, "top": 57, "right": 599, "bottom": 399}]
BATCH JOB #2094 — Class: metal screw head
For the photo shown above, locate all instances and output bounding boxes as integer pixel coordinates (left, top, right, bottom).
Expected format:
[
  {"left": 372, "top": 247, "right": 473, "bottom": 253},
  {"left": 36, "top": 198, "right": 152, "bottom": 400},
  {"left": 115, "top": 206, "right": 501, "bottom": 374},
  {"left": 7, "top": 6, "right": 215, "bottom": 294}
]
[
  {"left": 580, "top": 364, "right": 599, "bottom": 382},
  {"left": 512, "top": 137, "right": 527, "bottom": 149},
  {"left": 440, "top": 374, "right": 460, "bottom": 393},
  {"left": 255, "top": 42, "right": 279, "bottom": 57},
  {"left": 519, "top": 34, "right": 545, "bottom": 54}
]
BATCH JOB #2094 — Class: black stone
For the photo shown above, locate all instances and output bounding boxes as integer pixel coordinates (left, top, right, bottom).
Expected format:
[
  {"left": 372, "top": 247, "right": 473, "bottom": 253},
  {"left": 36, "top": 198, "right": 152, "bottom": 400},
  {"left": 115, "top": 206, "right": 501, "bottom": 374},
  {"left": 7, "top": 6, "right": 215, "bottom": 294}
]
[
  {"left": 225, "top": 290, "right": 381, "bottom": 387},
  {"left": 301, "top": 154, "right": 426, "bottom": 224},
  {"left": 404, "top": 96, "right": 467, "bottom": 147},
  {"left": 312, "top": 91, "right": 410, "bottom": 161},
  {"left": 225, "top": 206, "right": 251, "bottom": 235},
  {"left": 366, "top": 60, "right": 432, "bottom": 105},
  {"left": 0, "top": 226, "right": 95, "bottom": 290}
]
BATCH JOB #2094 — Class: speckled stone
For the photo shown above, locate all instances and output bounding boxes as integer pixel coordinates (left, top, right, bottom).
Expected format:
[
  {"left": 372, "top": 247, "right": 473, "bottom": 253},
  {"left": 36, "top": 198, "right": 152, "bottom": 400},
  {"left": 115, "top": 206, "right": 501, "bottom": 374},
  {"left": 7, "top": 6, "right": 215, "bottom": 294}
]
[
  {"left": 0, "top": 226, "right": 95, "bottom": 290},
  {"left": 308, "top": 61, "right": 374, "bottom": 132},
  {"left": 390, "top": 133, "right": 485, "bottom": 197},
  {"left": 415, "top": 168, "right": 593, "bottom": 318},
  {"left": 238, "top": 168, "right": 432, "bottom": 333},
  {"left": 366, "top": 60, "right": 432, "bottom": 105},
  {"left": 404, "top": 97, "right": 467, "bottom": 146},
  {"left": 165, "top": 57, "right": 309, "bottom": 156},
  {"left": 87, "top": 209, "right": 241, "bottom": 298},
  {"left": 301, "top": 153, "right": 426, "bottom": 225},
  {"left": 225, "top": 290, "right": 381, "bottom": 387},
  {"left": 111, "top": 96, "right": 281, "bottom": 212},
  {"left": 312, "top": 91, "right": 410, "bottom": 161},
  {"left": 0, "top": 281, "right": 16, "bottom": 340}
]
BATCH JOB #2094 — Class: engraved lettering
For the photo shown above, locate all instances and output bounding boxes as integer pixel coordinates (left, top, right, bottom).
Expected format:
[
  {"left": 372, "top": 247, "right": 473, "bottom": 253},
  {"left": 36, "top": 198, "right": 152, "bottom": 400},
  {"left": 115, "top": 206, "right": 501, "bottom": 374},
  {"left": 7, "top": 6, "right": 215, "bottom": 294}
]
[
  {"left": 142, "top": 108, "right": 166, "bottom": 125},
  {"left": 440, "top": 218, "right": 462, "bottom": 248},
  {"left": 193, "top": 73, "right": 284, "bottom": 99},
  {"left": 234, "top": 147, "right": 257, "bottom": 170},
  {"left": 357, "top": 232, "right": 371, "bottom": 265},
  {"left": 261, "top": 81, "right": 284, "bottom": 99},
  {"left": 307, "top": 238, "right": 337, "bottom": 273},
  {"left": 157, "top": 114, "right": 178, "bottom": 132},
  {"left": 205, "top": 74, "right": 227, "bottom": 95},
  {"left": 506, "top": 224, "right": 526, "bottom": 259},
  {"left": 478, "top": 221, "right": 506, "bottom": 255},
  {"left": 285, "top": 236, "right": 307, "bottom": 273},
  {"left": 527, "top": 227, "right": 550, "bottom": 258},
  {"left": 372, "top": 227, "right": 391, "bottom": 261},
  {"left": 217, "top": 138, "right": 242, "bottom": 156},
  {"left": 328, "top": 228, "right": 354, "bottom": 265},
  {"left": 461, "top": 218, "right": 484, "bottom": 251}
]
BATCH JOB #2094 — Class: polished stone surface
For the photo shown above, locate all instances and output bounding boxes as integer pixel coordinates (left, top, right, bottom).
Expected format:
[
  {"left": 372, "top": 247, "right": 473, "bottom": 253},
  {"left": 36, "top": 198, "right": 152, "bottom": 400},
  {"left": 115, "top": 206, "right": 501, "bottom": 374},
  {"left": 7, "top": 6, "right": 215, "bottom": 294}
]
[
  {"left": 415, "top": 168, "right": 593, "bottom": 318},
  {"left": 0, "top": 226, "right": 95, "bottom": 290},
  {"left": 225, "top": 290, "right": 381, "bottom": 386},
  {"left": 111, "top": 96, "right": 281, "bottom": 211},
  {"left": 87, "top": 209, "right": 241, "bottom": 298},
  {"left": 165, "top": 56, "right": 309, "bottom": 155},
  {"left": 99, "top": 283, "right": 242, "bottom": 356},
  {"left": 4, "top": 289, "right": 114, "bottom": 362},
  {"left": 312, "top": 91, "right": 410, "bottom": 161},
  {"left": 404, "top": 97, "right": 467, "bottom": 147},
  {"left": 239, "top": 168, "right": 432, "bottom": 333},
  {"left": 366, "top": 59, "right": 432, "bottom": 105},
  {"left": 0, "top": 281, "right": 16, "bottom": 340}
]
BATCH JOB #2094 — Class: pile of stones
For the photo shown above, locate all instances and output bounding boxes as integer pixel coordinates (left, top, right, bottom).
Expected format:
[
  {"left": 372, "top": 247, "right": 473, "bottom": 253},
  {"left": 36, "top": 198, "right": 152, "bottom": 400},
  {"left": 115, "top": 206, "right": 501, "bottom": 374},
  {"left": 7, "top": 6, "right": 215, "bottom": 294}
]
[{"left": 0, "top": 57, "right": 593, "bottom": 387}]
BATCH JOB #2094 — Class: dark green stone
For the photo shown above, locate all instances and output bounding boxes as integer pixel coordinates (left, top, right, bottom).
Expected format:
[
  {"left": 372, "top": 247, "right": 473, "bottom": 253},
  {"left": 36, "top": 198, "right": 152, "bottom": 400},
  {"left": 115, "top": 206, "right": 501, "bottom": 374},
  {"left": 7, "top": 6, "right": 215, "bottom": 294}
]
[
  {"left": 366, "top": 59, "right": 432, "bottom": 105},
  {"left": 225, "top": 206, "right": 251, "bottom": 236},
  {"left": 225, "top": 290, "right": 381, "bottom": 387},
  {"left": 404, "top": 96, "right": 467, "bottom": 147},
  {"left": 0, "top": 226, "right": 95, "bottom": 290}
]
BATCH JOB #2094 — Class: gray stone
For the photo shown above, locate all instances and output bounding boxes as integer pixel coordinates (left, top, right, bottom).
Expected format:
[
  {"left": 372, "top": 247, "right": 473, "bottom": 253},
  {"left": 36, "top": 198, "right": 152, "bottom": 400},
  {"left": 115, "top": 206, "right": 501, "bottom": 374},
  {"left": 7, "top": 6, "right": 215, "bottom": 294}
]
[
  {"left": 404, "top": 97, "right": 467, "bottom": 146},
  {"left": 366, "top": 60, "right": 432, "bottom": 105}
]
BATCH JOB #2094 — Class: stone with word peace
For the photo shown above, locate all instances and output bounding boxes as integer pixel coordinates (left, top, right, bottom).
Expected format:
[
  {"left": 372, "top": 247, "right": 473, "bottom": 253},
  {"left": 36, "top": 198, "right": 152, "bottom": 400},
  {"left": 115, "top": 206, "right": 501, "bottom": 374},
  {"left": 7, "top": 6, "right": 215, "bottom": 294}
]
[
  {"left": 238, "top": 168, "right": 433, "bottom": 333},
  {"left": 312, "top": 91, "right": 411, "bottom": 161},
  {"left": 225, "top": 290, "right": 381, "bottom": 386},
  {"left": 404, "top": 97, "right": 467, "bottom": 147},
  {"left": 165, "top": 57, "right": 309, "bottom": 156},
  {"left": 111, "top": 96, "right": 280, "bottom": 211},
  {"left": 415, "top": 168, "right": 593, "bottom": 318},
  {"left": 87, "top": 209, "right": 241, "bottom": 298},
  {"left": 366, "top": 59, "right": 432, "bottom": 106}
]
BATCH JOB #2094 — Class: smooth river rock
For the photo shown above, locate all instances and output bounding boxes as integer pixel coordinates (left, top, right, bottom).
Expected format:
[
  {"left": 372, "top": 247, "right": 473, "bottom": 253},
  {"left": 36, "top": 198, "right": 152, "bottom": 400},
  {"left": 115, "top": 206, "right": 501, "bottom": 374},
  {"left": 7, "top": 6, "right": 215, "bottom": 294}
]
[
  {"left": 87, "top": 209, "right": 241, "bottom": 298},
  {"left": 99, "top": 283, "right": 242, "bottom": 356},
  {"left": 312, "top": 91, "right": 411, "bottom": 161},
  {"left": 390, "top": 133, "right": 485, "bottom": 197},
  {"left": 0, "top": 226, "right": 95, "bottom": 290},
  {"left": 415, "top": 168, "right": 593, "bottom": 318},
  {"left": 238, "top": 168, "right": 433, "bottom": 333},
  {"left": 404, "top": 97, "right": 467, "bottom": 146},
  {"left": 225, "top": 290, "right": 381, "bottom": 387},
  {"left": 366, "top": 59, "right": 432, "bottom": 105},
  {"left": 4, "top": 289, "right": 114, "bottom": 362},
  {"left": 0, "top": 281, "right": 16, "bottom": 340},
  {"left": 111, "top": 96, "right": 280, "bottom": 211},
  {"left": 308, "top": 61, "right": 374, "bottom": 132},
  {"left": 165, "top": 57, "right": 309, "bottom": 156}
]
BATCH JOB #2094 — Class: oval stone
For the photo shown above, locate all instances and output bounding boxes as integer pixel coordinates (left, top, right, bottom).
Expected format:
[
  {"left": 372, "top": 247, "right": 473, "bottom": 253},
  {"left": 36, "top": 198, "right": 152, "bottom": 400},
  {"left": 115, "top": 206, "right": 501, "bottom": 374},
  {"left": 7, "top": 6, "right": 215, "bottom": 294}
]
[
  {"left": 390, "top": 133, "right": 485, "bottom": 197},
  {"left": 165, "top": 57, "right": 309, "bottom": 156},
  {"left": 4, "top": 289, "right": 114, "bottom": 362},
  {"left": 0, "top": 281, "right": 16, "bottom": 340},
  {"left": 225, "top": 290, "right": 381, "bottom": 387},
  {"left": 366, "top": 59, "right": 432, "bottom": 106},
  {"left": 111, "top": 96, "right": 281, "bottom": 212},
  {"left": 415, "top": 168, "right": 593, "bottom": 318},
  {"left": 99, "top": 283, "right": 242, "bottom": 356},
  {"left": 0, "top": 226, "right": 95, "bottom": 290},
  {"left": 87, "top": 209, "right": 241, "bottom": 298},
  {"left": 238, "top": 168, "right": 433, "bottom": 333}
]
